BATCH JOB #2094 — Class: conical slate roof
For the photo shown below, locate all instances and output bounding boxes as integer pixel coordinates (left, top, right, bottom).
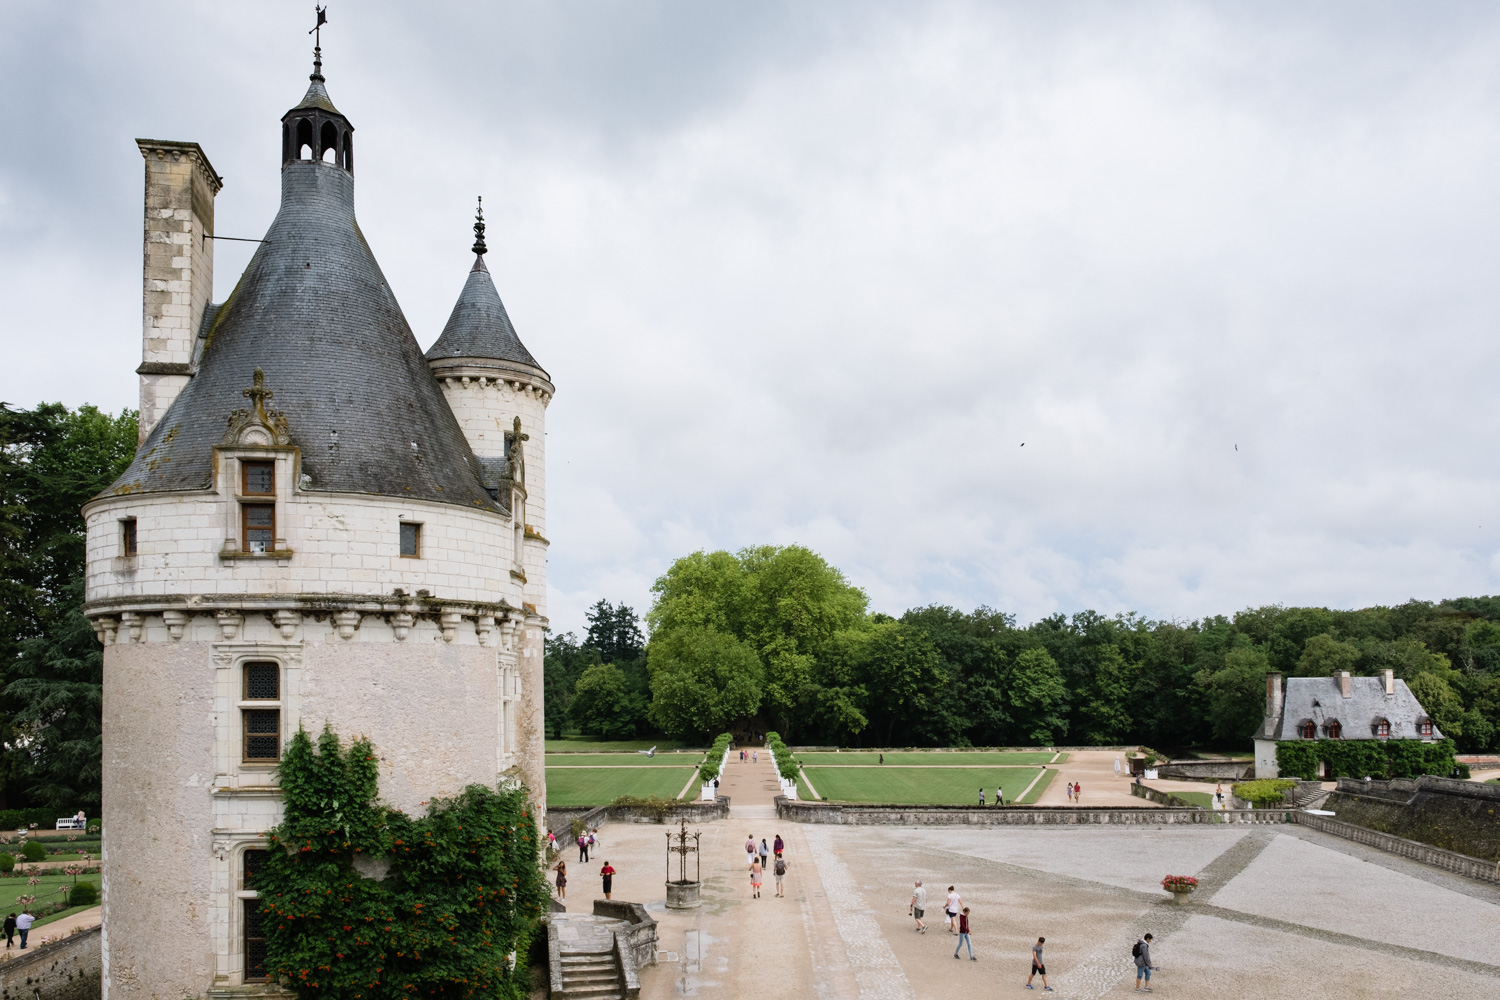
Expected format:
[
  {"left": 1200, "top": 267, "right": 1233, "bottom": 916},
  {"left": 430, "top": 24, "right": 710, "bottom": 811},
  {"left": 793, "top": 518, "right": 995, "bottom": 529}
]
[
  {"left": 108, "top": 160, "right": 500, "bottom": 513},
  {"left": 425, "top": 257, "right": 549, "bottom": 381},
  {"left": 292, "top": 75, "right": 342, "bottom": 116}
]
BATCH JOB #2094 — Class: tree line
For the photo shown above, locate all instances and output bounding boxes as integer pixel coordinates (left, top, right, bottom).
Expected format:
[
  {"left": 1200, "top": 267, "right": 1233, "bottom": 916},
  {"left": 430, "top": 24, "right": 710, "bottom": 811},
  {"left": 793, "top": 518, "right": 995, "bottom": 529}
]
[{"left": 549, "top": 545, "right": 1500, "bottom": 751}]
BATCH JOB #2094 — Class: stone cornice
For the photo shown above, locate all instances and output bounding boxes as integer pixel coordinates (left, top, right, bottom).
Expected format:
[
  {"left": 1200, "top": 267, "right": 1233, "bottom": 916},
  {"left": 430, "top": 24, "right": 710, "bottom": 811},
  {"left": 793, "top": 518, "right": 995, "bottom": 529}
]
[
  {"left": 82, "top": 591, "right": 518, "bottom": 618},
  {"left": 136, "top": 138, "right": 224, "bottom": 194},
  {"left": 433, "top": 365, "right": 555, "bottom": 400}
]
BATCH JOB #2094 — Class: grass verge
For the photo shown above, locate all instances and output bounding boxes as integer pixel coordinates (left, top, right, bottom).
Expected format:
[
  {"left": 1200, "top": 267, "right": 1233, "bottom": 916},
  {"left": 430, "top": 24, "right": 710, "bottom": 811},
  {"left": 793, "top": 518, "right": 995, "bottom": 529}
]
[
  {"left": 544, "top": 766, "right": 694, "bottom": 808},
  {"left": 1017, "top": 767, "right": 1058, "bottom": 804},
  {"left": 806, "top": 766, "right": 1040, "bottom": 805},
  {"left": 796, "top": 751, "right": 1059, "bottom": 767},
  {"left": 1172, "top": 791, "right": 1214, "bottom": 809},
  {"left": 544, "top": 753, "right": 699, "bottom": 768},
  {"left": 544, "top": 737, "right": 690, "bottom": 753}
]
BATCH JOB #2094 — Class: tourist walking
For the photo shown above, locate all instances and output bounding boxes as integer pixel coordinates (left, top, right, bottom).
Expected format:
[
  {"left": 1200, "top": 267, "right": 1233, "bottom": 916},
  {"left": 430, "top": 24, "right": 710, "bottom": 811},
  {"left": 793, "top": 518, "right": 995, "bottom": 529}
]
[
  {"left": 1214, "top": 783, "right": 1225, "bottom": 808},
  {"left": 978, "top": 788, "right": 985, "bottom": 806},
  {"left": 879, "top": 752, "right": 884, "bottom": 766},
  {"left": 953, "top": 907, "right": 975, "bottom": 960},
  {"left": 1066, "top": 781, "right": 1074, "bottom": 803},
  {"left": 997, "top": 785, "right": 1004, "bottom": 807},
  {"left": 578, "top": 831, "right": 589, "bottom": 862},
  {"left": 745, "top": 834, "right": 757, "bottom": 869},
  {"left": 759, "top": 838, "right": 770, "bottom": 868},
  {"left": 599, "top": 860, "right": 616, "bottom": 900},
  {"left": 753, "top": 750, "right": 759, "bottom": 763},
  {"left": 551, "top": 859, "right": 568, "bottom": 901},
  {"left": 773, "top": 853, "right": 788, "bottom": 896},
  {"left": 1133, "top": 933, "right": 1155, "bottom": 992},
  {"left": 588, "top": 829, "right": 599, "bottom": 857},
  {"left": 2, "top": 912, "right": 13, "bottom": 948},
  {"left": 944, "top": 885, "right": 962, "bottom": 933},
  {"left": 750, "top": 857, "right": 763, "bottom": 898},
  {"left": 1115, "top": 755, "right": 1122, "bottom": 777},
  {"left": 773, "top": 833, "right": 785, "bottom": 857},
  {"left": 1074, "top": 781, "right": 1082, "bottom": 803},
  {"left": 1025, "top": 936, "right": 1052, "bottom": 990},
  {"left": 14, "top": 910, "right": 31, "bottom": 950},
  {"left": 909, "top": 880, "right": 928, "bottom": 933}
]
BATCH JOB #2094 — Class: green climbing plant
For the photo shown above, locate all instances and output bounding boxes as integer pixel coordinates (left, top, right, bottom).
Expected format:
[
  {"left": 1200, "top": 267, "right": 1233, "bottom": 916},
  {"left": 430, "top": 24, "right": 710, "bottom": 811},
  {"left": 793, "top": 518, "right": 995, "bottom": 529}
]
[{"left": 257, "top": 726, "right": 549, "bottom": 999}]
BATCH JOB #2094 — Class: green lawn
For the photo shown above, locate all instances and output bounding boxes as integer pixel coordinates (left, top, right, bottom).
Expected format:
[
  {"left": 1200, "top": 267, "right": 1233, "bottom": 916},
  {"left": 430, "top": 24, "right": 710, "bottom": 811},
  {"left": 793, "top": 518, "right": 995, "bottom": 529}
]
[
  {"left": 1173, "top": 791, "right": 1214, "bottom": 809},
  {"left": 805, "top": 766, "right": 1042, "bottom": 804},
  {"left": 545, "top": 753, "right": 701, "bottom": 768},
  {"left": 545, "top": 737, "right": 692, "bottom": 754},
  {"left": 1016, "top": 767, "right": 1056, "bottom": 804},
  {"left": 545, "top": 767, "right": 696, "bottom": 807},
  {"left": 795, "top": 751, "right": 1061, "bottom": 767},
  {"left": 0, "top": 869, "right": 96, "bottom": 922},
  {"left": 796, "top": 772, "right": 817, "bottom": 800}
]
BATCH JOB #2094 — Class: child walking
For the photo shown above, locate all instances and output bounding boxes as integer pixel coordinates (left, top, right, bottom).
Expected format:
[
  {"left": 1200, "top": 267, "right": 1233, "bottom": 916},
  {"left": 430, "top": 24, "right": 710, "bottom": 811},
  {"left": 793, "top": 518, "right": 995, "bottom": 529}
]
[{"left": 953, "top": 907, "right": 975, "bottom": 960}]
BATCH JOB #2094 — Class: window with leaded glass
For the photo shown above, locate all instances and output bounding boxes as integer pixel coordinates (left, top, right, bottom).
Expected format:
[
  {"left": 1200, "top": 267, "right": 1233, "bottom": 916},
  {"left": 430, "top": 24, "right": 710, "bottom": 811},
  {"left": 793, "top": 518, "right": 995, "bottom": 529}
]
[
  {"left": 242, "top": 503, "right": 274, "bottom": 553},
  {"left": 400, "top": 521, "right": 421, "bottom": 557},
  {"left": 243, "top": 898, "right": 267, "bottom": 981},
  {"left": 242, "top": 460, "right": 275, "bottom": 496},
  {"left": 242, "top": 848, "right": 268, "bottom": 890},
  {"left": 242, "top": 662, "right": 280, "bottom": 763},
  {"left": 121, "top": 518, "right": 137, "bottom": 557}
]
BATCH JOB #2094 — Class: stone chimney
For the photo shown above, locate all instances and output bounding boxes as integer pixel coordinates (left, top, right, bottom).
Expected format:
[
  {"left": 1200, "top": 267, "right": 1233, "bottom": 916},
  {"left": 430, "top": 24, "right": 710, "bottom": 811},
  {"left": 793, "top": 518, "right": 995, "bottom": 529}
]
[
  {"left": 1266, "top": 672, "right": 1283, "bottom": 724},
  {"left": 1381, "top": 668, "right": 1394, "bottom": 695},
  {"left": 135, "top": 140, "right": 222, "bottom": 444},
  {"left": 1337, "top": 670, "right": 1352, "bottom": 698}
]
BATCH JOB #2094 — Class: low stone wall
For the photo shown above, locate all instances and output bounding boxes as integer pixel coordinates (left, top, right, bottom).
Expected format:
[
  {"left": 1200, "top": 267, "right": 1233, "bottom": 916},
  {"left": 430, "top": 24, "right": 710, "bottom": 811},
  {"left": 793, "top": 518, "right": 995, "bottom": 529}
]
[
  {"left": 1131, "top": 784, "right": 1210, "bottom": 809},
  {"left": 593, "top": 900, "right": 658, "bottom": 971},
  {"left": 793, "top": 745, "right": 1137, "bottom": 754},
  {"left": 1291, "top": 811, "right": 1500, "bottom": 883},
  {"left": 547, "top": 797, "right": 730, "bottom": 838},
  {"left": 1324, "top": 777, "right": 1500, "bottom": 861},
  {"left": 775, "top": 797, "right": 1291, "bottom": 826},
  {"left": 0, "top": 924, "right": 101, "bottom": 1000},
  {"left": 1156, "top": 759, "right": 1254, "bottom": 781}
]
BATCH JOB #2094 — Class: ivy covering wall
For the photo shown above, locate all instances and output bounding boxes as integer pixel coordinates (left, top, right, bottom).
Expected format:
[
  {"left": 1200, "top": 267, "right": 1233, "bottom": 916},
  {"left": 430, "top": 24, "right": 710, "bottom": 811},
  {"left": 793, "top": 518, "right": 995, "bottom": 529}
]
[
  {"left": 1274, "top": 738, "right": 1456, "bottom": 780},
  {"left": 257, "top": 727, "right": 549, "bottom": 999}
]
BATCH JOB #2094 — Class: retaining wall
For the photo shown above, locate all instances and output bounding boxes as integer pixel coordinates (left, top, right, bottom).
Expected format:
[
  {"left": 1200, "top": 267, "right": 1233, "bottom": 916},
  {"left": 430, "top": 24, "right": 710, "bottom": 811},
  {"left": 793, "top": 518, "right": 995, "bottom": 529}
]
[
  {"left": 0, "top": 925, "right": 100, "bottom": 1000},
  {"left": 1323, "top": 776, "right": 1500, "bottom": 861},
  {"left": 1156, "top": 759, "right": 1254, "bottom": 781},
  {"left": 1291, "top": 811, "right": 1500, "bottom": 883},
  {"left": 592, "top": 900, "right": 658, "bottom": 971},
  {"left": 547, "top": 797, "right": 730, "bottom": 838},
  {"left": 774, "top": 798, "right": 1291, "bottom": 826}
]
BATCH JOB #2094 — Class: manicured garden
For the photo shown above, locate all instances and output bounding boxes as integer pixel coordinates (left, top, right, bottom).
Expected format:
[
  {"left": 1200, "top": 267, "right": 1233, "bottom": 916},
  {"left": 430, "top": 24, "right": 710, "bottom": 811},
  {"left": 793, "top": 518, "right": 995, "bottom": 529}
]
[
  {"left": 544, "top": 753, "right": 698, "bottom": 768},
  {"left": 795, "top": 750, "right": 1064, "bottom": 767},
  {"left": 544, "top": 736, "right": 691, "bottom": 754},
  {"left": 804, "top": 765, "right": 1044, "bottom": 804},
  {"left": 544, "top": 765, "right": 696, "bottom": 807},
  {"left": 0, "top": 866, "right": 99, "bottom": 927}
]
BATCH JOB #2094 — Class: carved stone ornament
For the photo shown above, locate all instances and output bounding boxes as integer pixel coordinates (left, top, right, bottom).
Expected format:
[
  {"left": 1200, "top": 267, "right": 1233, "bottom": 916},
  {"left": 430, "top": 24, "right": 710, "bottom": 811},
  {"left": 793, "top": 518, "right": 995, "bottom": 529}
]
[
  {"left": 272, "top": 610, "right": 301, "bottom": 641},
  {"left": 215, "top": 610, "right": 243, "bottom": 641},
  {"left": 163, "top": 610, "right": 189, "bottom": 640},
  {"left": 505, "top": 416, "right": 529, "bottom": 486},
  {"left": 334, "top": 611, "right": 361, "bottom": 641},
  {"left": 92, "top": 617, "right": 119, "bottom": 647},
  {"left": 391, "top": 612, "right": 415, "bottom": 641},
  {"left": 439, "top": 610, "right": 463, "bottom": 644},
  {"left": 475, "top": 615, "right": 495, "bottom": 646},
  {"left": 121, "top": 611, "right": 144, "bottom": 643},
  {"left": 223, "top": 368, "right": 292, "bottom": 447}
]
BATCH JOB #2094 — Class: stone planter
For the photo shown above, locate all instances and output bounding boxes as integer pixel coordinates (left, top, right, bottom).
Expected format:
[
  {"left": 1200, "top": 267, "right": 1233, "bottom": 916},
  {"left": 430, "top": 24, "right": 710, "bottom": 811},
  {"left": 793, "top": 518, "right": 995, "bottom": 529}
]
[
  {"left": 1166, "top": 887, "right": 1194, "bottom": 905},
  {"left": 665, "top": 880, "right": 701, "bottom": 909}
]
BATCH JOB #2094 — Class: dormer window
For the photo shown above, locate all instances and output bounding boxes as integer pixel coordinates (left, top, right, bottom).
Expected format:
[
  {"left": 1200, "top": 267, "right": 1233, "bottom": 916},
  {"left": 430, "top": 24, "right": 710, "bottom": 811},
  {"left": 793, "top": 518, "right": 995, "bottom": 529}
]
[
  {"left": 242, "top": 505, "right": 275, "bottom": 554},
  {"left": 1298, "top": 720, "right": 1317, "bottom": 740},
  {"left": 1418, "top": 719, "right": 1434, "bottom": 737},
  {"left": 242, "top": 461, "right": 274, "bottom": 495},
  {"left": 1324, "top": 719, "right": 1343, "bottom": 740},
  {"left": 1374, "top": 718, "right": 1391, "bottom": 738}
]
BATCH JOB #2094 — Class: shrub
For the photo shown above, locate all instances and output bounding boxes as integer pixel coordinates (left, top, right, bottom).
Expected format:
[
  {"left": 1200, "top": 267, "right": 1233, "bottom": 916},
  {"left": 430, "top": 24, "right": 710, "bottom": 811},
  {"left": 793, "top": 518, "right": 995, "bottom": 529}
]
[
  {"left": 1455, "top": 763, "right": 1472, "bottom": 780},
  {"left": 21, "top": 841, "right": 46, "bottom": 863},
  {"left": 697, "top": 733, "right": 732, "bottom": 784},
  {"left": 67, "top": 881, "right": 98, "bottom": 907},
  {"left": 1233, "top": 779, "right": 1297, "bottom": 807},
  {"left": 0, "top": 854, "right": 13, "bottom": 873},
  {"left": 609, "top": 794, "right": 682, "bottom": 819},
  {"left": 1275, "top": 742, "right": 1320, "bottom": 780}
]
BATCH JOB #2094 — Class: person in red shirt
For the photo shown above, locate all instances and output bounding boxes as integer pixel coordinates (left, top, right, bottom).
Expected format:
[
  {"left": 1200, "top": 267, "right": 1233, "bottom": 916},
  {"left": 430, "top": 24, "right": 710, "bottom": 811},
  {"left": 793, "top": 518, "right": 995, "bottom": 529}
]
[
  {"left": 599, "top": 861, "right": 617, "bottom": 900},
  {"left": 953, "top": 907, "right": 975, "bottom": 960}
]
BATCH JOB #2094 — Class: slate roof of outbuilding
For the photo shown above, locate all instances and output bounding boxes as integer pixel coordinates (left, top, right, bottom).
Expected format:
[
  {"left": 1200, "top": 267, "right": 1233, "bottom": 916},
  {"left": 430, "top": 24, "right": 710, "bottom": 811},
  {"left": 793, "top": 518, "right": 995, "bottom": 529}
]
[
  {"left": 424, "top": 256, "right": 549, "bottom": 381},
  {"left": 107, "top": 156, "right": 501, "bottom": 514},
  {"left": 1264, "top": 675, "right": 1441, "bottom": 742}
]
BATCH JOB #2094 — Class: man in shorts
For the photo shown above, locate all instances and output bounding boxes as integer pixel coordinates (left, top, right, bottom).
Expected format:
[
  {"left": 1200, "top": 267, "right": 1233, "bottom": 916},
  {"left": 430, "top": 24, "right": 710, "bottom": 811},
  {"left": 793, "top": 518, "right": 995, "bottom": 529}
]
[
  {"left": 944, "top": 886, "right": 962, "bottom": 934},
  {"left": 1134, "top": 933, "right": 1154, "bottom": 992},
  {"left": 1025, "top": 936, "right": 1052, "bottom": 990},
  {"left": 909, "top": 880, "right": 927, "bottom": 933},
  {"left": 773, "top": 853, "right": 788, "bottom": 896}
]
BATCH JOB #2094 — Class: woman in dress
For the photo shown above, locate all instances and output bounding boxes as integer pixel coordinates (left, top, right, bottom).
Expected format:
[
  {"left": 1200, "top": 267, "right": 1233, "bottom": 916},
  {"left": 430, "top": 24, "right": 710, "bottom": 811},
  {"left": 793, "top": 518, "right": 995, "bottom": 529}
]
[
  {"left": 750, "top": 856, "right": 763, "bottom": 899},
  {"left": 551, "top": 858, "right": 568, "bottom": 900}
]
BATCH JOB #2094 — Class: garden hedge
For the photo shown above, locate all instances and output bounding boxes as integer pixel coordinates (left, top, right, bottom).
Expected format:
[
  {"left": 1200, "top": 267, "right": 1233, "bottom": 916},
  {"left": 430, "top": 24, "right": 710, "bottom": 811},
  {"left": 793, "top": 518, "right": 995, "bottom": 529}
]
[{"left": 1274, "top": 738, "right": 1456, "bottom": 780}]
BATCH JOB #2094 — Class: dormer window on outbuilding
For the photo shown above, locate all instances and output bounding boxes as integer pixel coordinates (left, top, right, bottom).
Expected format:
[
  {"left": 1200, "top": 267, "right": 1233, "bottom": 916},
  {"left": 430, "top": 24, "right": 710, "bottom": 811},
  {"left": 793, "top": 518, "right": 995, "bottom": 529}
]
[
  {"left": 1373, "top": 718, "right": 1391, "bottom": 738},
  {"left": 1298, "top": 720, "right": 1316, "bottom": 740},
  {"left": 1418, "top": 718, "right": 1434, "bottom": 737},
  {"left": 1324, "top": 719, "right": 1343, "bottom": 739}
]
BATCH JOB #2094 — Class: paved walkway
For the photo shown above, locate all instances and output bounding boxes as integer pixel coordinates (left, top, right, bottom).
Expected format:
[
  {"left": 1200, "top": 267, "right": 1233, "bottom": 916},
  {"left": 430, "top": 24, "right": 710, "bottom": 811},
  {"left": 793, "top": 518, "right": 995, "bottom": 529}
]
[{"left": 571, "top": 748, "right": 1500, "bottom": 1000}]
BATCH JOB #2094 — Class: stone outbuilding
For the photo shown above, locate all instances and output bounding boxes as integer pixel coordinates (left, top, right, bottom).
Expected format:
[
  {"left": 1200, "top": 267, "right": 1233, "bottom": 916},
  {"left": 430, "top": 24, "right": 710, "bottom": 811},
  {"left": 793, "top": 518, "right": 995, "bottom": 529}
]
[
  {"left": 83, "top": 38, "right": 553, "bottom": 995},
  {"left": 1254, "top": 669, "right": 1442, "bottom": 778}
]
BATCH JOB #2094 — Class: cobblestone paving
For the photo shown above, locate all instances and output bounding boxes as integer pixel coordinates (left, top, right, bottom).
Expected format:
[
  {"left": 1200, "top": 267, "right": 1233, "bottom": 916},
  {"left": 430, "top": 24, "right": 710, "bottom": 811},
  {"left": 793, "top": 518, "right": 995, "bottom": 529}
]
[{"left": 803, "top": 826, "right": 917, "bottom": 1000}]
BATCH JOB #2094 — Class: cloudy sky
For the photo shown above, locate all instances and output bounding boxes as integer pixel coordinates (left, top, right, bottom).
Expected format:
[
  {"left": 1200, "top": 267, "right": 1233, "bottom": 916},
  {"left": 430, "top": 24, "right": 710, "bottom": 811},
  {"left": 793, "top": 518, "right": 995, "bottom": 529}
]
[{"left": 4, "top": 2, "right": 1500, "bottom": 636}]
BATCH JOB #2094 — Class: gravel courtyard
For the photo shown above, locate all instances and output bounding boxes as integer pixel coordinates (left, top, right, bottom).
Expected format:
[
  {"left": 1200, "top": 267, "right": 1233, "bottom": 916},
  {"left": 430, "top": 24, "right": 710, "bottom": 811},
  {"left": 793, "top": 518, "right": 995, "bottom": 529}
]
[{"left": 558, "top": 757, "right": 1500, "bottom": 1000}]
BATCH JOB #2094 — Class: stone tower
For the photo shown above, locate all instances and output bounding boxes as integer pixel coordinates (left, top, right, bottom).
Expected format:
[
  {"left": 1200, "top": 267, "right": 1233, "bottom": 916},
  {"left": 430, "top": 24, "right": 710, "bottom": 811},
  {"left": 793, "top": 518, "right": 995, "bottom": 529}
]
[{"left": 82, "top": 44, "right": 551, "bottom": 995}]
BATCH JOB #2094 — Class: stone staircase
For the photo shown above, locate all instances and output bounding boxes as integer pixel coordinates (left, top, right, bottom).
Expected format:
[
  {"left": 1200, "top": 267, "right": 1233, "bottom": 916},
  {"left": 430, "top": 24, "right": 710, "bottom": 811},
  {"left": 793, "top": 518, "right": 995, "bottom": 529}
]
[{"left": 556, "top": 948, "right": 626, "bottom": 1000}]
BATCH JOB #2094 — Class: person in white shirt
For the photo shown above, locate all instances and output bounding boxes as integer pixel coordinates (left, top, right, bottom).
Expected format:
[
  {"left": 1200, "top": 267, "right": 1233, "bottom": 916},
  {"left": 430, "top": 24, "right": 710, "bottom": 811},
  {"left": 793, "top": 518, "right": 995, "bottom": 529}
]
[
  {"left": 945, "top": 886, "right": 962, "bottom": 934},
  {"left": 15, "top": 910, "right": 33, "bottom": 949}
]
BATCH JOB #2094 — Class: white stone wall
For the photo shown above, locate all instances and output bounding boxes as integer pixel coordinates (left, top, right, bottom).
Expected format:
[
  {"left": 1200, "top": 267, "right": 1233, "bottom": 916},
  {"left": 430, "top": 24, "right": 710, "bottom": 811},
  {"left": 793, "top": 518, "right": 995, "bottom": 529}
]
[
  {"left": 1254, "top": 738, "right": 1280, "bottom": 779},
  {"left": 85, "top": 487, "right": 522, "bottom": 609}
]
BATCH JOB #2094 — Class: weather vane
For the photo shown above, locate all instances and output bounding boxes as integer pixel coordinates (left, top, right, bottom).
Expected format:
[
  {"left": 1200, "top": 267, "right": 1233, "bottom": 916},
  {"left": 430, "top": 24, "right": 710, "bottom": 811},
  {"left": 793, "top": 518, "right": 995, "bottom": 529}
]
[
  {"left": 309, "top": 6, "right": 328, "bottom": 78},
  {"left": 472, "top": 197, "right": 487, "bottom": 256}
]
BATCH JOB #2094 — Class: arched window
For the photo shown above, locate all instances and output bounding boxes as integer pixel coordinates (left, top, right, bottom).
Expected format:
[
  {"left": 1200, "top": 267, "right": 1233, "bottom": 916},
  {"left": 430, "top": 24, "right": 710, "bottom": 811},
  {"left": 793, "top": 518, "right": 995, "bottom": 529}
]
[
  {"left": 1298, "top": 720, "right": 1317, "bottom": 740},
  {"left": 343, "top": 130, "right": 353, "bottom": 173},
  {"left": 1373, "top": 718, "right": 1391, "bottom": 738},
  {"left": 1324, "top": 719, "right": 1343, "bottom": 740},
  {"left": 320, "top": 121, "right": 339, "bottom": 164},
  {"left": 296, "top": 119, "right": 314, "bottom": 160}
]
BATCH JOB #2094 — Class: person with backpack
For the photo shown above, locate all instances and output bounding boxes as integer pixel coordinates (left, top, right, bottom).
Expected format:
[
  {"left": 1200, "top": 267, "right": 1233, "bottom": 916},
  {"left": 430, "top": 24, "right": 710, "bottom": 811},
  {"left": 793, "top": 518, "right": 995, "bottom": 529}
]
[
  {"left": 578, "top": 832, "right": 589, "bottom": 862},
  {"left": 773, "top": 852, "right": 788, "bottom": 896},
  {"left": 1025, "top": 936, "right": 1052, "bottom": 990},
  {"left": 952, "top": 907, "right": 975, "bottom": 960},
  {"left": 1133, "top": 933, "right": 1155, "bottom": 992}
]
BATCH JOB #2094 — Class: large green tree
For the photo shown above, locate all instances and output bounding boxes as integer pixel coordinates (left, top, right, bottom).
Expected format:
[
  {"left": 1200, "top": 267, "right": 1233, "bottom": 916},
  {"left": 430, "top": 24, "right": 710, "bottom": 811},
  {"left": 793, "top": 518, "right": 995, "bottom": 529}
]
[
  {"left": 567, "top": 663, "right": 648, "bottom": 740},
  {"left": 0, "top": 403, "right": 136, "bottom": 812},
  {"left": 646, "top": 628, "right": 763, "bottom": 739}
]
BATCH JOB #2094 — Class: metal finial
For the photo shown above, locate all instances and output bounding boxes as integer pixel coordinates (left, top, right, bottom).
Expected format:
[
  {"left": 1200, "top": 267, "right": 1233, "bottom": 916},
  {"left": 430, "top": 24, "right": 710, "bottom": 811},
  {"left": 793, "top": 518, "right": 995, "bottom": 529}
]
[
  {"left": 309, "top": 6, "right": 328, "bottom": 81},
  {"left": 472, "top": 196, "right": 487, "bottom": 256}
]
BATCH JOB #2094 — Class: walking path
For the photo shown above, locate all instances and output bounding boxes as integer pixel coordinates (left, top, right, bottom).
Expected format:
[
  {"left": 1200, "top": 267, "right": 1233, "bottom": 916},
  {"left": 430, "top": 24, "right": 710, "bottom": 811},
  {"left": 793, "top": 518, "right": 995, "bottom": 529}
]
[{"left": 568, "top": 745, "right": 1500, "bottom": 1000}]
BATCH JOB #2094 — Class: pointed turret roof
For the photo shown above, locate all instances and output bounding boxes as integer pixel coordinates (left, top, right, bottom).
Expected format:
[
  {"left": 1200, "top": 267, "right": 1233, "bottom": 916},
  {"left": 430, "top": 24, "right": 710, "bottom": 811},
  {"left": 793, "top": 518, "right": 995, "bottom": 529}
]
[
  {"left": 425, "top": 202, "right": 550, "bottom": 383},
  {"left": 106, "top": 68, "right": 498, "bottom": 513}
]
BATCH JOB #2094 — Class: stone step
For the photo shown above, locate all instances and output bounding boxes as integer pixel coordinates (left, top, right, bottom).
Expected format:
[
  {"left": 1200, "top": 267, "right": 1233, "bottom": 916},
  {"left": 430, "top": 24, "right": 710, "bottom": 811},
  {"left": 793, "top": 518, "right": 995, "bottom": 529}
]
[
  {"left": 561, "top": 957, "right": 615, "bottom": 970},
  {"left": 561, "top": 951, "right": 614, "bottom": 961},
  {"left": 563, "top": 970, "right": 619, "bottom": 984},
  {"left": 558, "top": 983, "right": 623, "bottom": 999}
]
